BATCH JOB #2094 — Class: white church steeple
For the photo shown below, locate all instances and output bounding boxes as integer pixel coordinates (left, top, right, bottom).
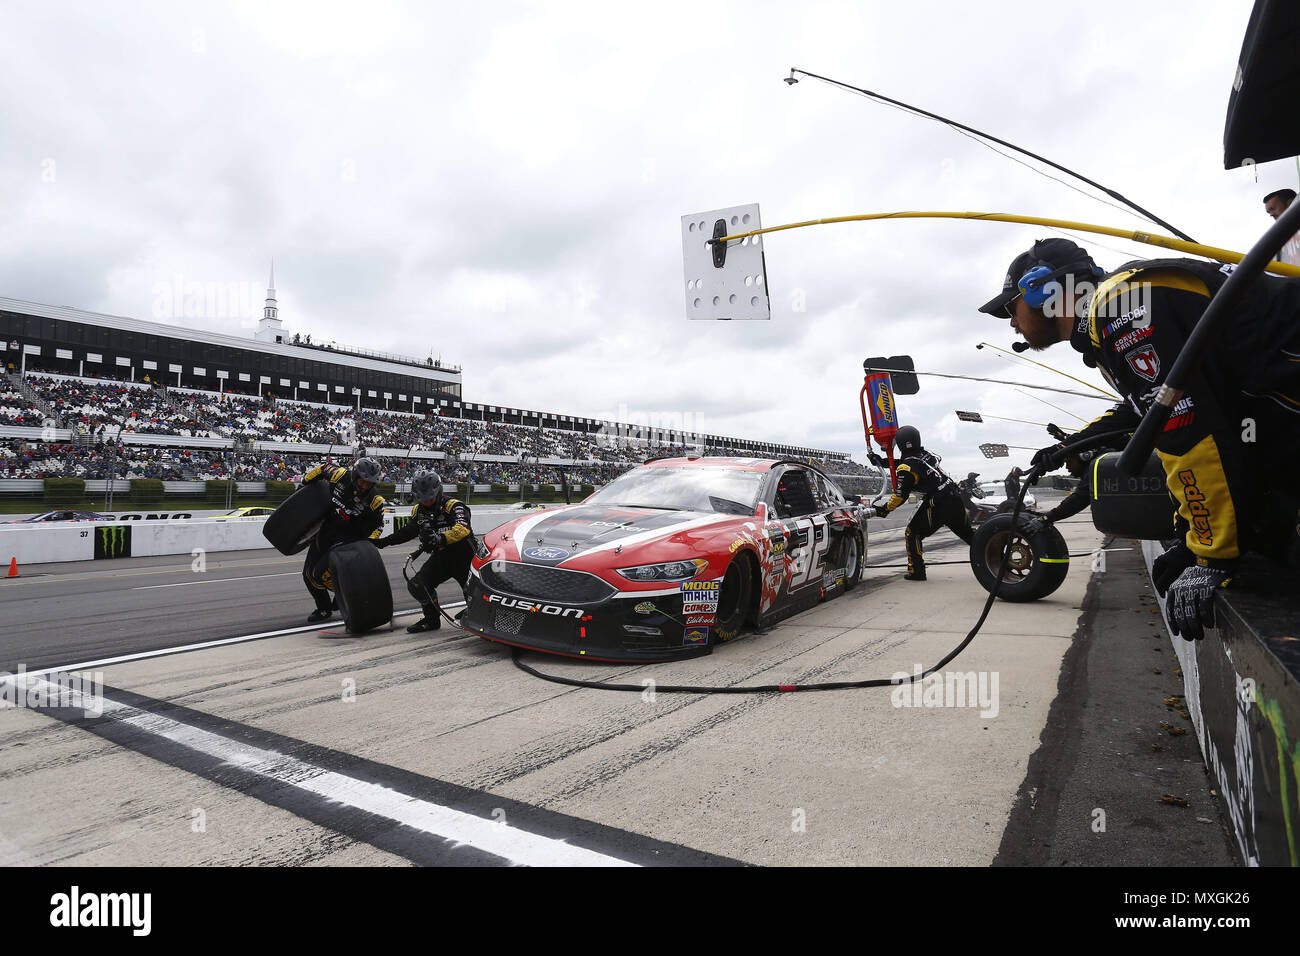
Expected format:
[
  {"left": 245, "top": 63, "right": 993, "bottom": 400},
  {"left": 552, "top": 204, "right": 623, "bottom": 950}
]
[{"left": 254, "top": 259, "right": 284, "bottom": 343}]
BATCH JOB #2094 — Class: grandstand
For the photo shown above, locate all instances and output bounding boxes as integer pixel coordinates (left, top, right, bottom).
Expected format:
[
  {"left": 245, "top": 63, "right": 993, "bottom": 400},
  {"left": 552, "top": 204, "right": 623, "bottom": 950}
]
[{"left": 1, "top": 282, "right": 877, "bottom": 496}]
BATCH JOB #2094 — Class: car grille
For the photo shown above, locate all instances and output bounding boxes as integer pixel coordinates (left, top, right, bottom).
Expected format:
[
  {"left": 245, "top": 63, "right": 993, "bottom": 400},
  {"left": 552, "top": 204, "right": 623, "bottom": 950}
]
[
  {"left": 492, "top": 607, "right": 527, "bottom": 636},
  {"left": 480, "top": 561, "right": 617, "bottom": 604}
]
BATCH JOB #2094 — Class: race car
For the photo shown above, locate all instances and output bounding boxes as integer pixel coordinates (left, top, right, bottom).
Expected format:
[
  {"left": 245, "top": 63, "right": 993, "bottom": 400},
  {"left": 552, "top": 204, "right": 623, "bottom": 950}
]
[
  {"left": 9, "top": 509, "right": 107, "bottom": 523},
  {"left": 212, "top": 506, "right": 276, "bottom": 519},
  {"left": 460, "top": 457, "right": 868, "bottom": 662}
]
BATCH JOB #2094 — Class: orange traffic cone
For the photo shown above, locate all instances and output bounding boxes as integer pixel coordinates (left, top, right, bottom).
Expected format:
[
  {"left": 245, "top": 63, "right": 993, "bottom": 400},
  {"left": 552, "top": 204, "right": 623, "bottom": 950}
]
[{"left": 6, "top": 557, "right": 17, "bottom": 578}]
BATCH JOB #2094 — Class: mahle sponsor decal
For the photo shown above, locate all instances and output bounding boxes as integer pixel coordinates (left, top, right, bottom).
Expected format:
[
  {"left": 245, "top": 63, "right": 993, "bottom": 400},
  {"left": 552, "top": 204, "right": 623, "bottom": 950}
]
[
  {"left": 486, "top": 594, "right": 583, "bottom": 617},
  {"left": 1177, "top": 469, "right": 1213, "bottom": 547}
]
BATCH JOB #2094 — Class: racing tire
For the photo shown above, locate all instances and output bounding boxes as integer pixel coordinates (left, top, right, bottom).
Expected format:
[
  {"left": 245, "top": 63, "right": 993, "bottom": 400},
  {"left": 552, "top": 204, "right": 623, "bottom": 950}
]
[
  {"left": 327, "top": 540, "right": 394, "bottom": 633},
  {"left": 713, "top": 552, "right": 755, "bottom": 643},
  {"left": 263, "top": 481, "right": 332, "bottom": 555},
  {"left": 969, "top": 513, "right": 1070, "bottom": 602},
  {"left": 835, "top": 529, "right": 864, "bottom": 591}
]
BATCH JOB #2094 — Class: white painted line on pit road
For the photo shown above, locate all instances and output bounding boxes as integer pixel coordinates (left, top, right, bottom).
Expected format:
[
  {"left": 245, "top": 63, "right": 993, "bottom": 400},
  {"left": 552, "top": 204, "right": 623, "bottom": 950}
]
[
  {"left": 133, "top": 572, "right": 298, "bottom": 590},
  {"left": 16, "top": 675, "right": 634, "bottom": 868},
  {"left": 18, "top": 602, "right": 467, "bottom": 680}
]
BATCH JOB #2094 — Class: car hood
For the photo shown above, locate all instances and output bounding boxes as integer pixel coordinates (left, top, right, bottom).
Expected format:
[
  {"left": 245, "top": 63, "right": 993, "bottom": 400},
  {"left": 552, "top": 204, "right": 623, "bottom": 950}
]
[{"left": 501, "top": 503, "right": 732, "bottom": 565}]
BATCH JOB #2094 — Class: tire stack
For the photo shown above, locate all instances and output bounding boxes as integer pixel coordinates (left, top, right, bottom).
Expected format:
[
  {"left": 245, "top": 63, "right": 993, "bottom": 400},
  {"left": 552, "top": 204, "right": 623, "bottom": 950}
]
[{"left": 263, "top": 482, "right": 394, "bottom": 633}]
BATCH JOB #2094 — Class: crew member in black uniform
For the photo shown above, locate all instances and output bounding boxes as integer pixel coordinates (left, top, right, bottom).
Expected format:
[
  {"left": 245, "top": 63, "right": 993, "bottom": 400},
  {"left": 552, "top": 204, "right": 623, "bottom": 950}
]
[
  {"left": 980, "top": 237, "right": 1300, "bottom": 638},
  {"left": 1039, "top": 450, "right": 1097, "bottom": 525},
  {"left": 375, "top": 470, "right": 473, "bottom": 632},
  {"left": 869, "top": 425, "right": 975, "bottom": 581},
  {"left": 301, "top": 456, "right": 387, "bottom": 623}
]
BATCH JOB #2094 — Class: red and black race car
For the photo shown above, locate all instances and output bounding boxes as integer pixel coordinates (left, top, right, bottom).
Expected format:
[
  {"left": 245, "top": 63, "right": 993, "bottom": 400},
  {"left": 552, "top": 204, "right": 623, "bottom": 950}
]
[{"left": 461, "top": 457, "right": 868, "bottom": 662}]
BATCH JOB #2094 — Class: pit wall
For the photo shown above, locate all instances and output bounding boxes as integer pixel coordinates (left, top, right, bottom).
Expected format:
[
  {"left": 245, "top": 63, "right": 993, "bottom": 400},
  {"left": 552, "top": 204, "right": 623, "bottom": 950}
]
[
  {"left": 1143, "top": 540, "right": 1300, "bottom": 867},
  {"left": 2, "top": 514, "right": 401, "bottom": 565}
]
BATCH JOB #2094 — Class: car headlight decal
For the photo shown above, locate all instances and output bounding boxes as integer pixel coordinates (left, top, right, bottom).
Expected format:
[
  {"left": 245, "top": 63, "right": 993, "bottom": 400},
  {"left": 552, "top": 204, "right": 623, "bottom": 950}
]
[{"left": 615, "top": 558, "right": 709, "bottom": 582}]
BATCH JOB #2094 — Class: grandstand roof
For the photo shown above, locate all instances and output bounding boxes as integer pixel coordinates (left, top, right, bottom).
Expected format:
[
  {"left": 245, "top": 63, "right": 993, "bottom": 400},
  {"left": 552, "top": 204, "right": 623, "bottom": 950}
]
[{"left": 0, "top": 295, "right": 461, "bottom": 386}]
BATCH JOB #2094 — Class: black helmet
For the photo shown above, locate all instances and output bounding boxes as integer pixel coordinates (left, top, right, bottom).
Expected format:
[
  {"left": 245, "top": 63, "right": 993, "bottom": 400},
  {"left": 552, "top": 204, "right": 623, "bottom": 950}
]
[
  {"left": 352, "top": 456, "right": 383, "bottom": 483},
  {"left": 1066, "top": 448, "right": 1097, "bottom": 477},
  {"left": 412, "top": 470, "right": 443, "bottom": 502},
  {"left": 894, "top": 426, "right": 921, "bottom": 455}
]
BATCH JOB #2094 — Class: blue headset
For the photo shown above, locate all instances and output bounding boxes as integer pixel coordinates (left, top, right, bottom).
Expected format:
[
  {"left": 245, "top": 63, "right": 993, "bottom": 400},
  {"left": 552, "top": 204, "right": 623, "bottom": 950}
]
[{"left": 1017, "top": 245, "right": 1104, "bottom": 309}]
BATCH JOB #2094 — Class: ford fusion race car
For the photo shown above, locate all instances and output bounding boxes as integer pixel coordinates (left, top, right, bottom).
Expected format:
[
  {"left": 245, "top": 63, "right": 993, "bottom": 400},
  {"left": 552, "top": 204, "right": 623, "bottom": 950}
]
[{"left": 461, "top": 457, "right": 868, "bottom": 662}]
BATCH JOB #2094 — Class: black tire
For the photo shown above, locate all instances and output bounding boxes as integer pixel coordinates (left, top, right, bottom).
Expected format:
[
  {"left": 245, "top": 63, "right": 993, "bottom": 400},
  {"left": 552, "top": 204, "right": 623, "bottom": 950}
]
[
  {"left": 713, "top": 552, "right": 755, "bottom": 643},
  {"left": 327, "top": 540, "right": 394, "bottom": 633},
  {"left": 263, "top": 481, "right": 332, "bottom": 555},
  {"left": 969, "top": 513, "right": 1070, "bottom": 602},
  {"left": 834, "top": 529, "right": 865, "bottom": 591}
]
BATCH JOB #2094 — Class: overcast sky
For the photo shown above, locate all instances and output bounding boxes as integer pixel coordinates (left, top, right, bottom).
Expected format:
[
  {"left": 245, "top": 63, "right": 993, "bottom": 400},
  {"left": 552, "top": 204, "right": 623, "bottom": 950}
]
[{"left": 1, "top": 1, "right": 1291, "bottom": 476}]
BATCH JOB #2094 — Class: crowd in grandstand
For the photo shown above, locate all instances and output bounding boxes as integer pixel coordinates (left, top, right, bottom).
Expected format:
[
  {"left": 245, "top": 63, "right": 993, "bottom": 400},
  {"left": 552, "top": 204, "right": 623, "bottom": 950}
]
[{"left": 1, "top": 371, "right": 868, "bottom": 487}]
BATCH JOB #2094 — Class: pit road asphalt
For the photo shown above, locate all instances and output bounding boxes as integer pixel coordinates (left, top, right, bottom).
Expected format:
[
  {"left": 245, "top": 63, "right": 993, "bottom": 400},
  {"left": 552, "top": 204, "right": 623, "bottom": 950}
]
[{"left": 0, "top": 502, "right": 1236, "bottom": 866}]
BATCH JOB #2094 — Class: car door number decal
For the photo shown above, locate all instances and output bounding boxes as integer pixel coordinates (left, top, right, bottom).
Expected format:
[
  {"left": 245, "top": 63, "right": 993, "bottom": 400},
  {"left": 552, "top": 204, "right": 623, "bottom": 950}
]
[{"left": 786, "top": 515, "right": 830, "bottom": 589}]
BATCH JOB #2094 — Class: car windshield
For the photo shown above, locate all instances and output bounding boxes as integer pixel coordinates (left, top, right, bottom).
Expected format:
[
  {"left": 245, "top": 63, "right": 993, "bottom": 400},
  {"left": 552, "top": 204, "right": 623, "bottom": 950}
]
[{"left": 585, "top": 466, "right": 764, "bottom": 514}]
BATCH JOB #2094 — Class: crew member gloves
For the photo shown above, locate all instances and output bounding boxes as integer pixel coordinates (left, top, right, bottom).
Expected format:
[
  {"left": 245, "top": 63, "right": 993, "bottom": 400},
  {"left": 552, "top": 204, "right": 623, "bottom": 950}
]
[
  {"left": 873, "top": 503, "right": 891, "bottom": 518},
  {"left": 1029, "top": 443, "right": 1068, "bottom": 473},
  {"left": 1152, "top": 544, "right": 1234, "bottom": 642},
  {"left": 1151, "top": 543, "right": 1195, "bottom": 596}
]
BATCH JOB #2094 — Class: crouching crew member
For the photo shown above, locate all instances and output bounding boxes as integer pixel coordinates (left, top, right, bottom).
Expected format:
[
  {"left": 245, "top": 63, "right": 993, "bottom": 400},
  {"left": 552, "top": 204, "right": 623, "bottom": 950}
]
[
  {"left": 302, "top": 456, "right": 387, "bottom": 623},
  {"left": 375, "top": 470, "right": 473, "bottom": 632},
  {"left": 870, "top": 425, "right": 974, "bottom": 581}
]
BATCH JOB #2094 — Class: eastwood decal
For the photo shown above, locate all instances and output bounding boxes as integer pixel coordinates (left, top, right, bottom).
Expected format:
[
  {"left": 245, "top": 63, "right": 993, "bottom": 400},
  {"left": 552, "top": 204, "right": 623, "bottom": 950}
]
[
  {"left": 523, "top": 546, "right": 569, "bottom": 561},
  {"left": 1125, "top": 345, "right": 1161, "bottom": 383},
  {"left": 682, "top": 626, "right": 709, "bottom": 646},
  {"left": 94, "top": 525, "right": 132, "bottom": 559},
  {"left": 486, "top": 595, "right": 582, "bottom": 617},
  {"left": 1177, "top": 469, "right": 1213, "bottom": 547}
]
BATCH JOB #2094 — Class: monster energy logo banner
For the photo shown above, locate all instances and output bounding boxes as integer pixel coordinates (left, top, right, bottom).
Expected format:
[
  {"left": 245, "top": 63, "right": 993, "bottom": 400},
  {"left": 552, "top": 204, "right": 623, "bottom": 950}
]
[
  {"left": 94, "top": 524, "right": 132, "bottom": 559},
  {"left": 394, "top": 516, "right": 412, "bottom": 533}
]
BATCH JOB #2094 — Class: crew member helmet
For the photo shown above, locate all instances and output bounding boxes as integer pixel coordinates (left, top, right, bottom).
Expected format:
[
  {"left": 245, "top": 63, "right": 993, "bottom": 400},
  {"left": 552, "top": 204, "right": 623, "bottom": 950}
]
[
  {"left": 412, "top": 470, "right": 443, "bottom": 502},
  {"left": 352, "top": 456, "right": 383, "bottom": 484},
  {"left": 895, "top": 426, "right": 922, "bottom": 455}
]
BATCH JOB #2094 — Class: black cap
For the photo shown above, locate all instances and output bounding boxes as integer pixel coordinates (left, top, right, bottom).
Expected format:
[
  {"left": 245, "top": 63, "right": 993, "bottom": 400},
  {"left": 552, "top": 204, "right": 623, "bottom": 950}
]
[{"left": 979, "top": 238, "right": 1097, "bottom": 316}]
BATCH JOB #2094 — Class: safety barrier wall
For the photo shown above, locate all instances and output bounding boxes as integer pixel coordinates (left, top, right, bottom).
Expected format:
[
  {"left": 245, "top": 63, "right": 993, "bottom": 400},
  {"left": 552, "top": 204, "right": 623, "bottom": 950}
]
[
  {"left": 1143, "top": 540, "right": 1300, "bottom": 867},
  {"left": 0, "top": 507, "right": 538, "bottom": 565}
]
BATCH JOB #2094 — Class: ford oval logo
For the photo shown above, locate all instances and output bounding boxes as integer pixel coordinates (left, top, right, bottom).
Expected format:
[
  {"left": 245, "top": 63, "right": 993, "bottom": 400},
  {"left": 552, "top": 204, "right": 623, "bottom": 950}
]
[{"left": 524, "top": 546, "right": 569, "bottom": 561}]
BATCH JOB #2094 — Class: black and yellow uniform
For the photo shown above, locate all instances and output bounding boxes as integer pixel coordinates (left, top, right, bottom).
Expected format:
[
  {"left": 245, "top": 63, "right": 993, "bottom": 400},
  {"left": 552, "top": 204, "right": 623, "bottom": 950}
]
[
  {"left": 876, "top": 450, "right": 974, "bottom": 580},
  {"left": 1067, "top": 257, "right": 1300, "bottom": 565},
  {"left": 375, "top": 497, "right": 473, "bottom": 630},
  {"left": 301, "top": 463, "right": 386, "bottom": 614}
]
